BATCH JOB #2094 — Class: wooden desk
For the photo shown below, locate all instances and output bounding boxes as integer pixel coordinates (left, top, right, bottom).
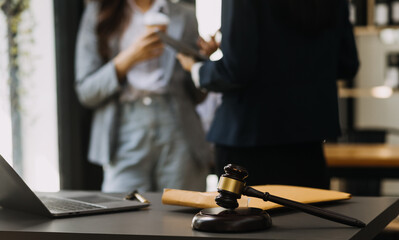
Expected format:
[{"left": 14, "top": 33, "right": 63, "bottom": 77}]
[
  {"left": 325, "top": 144, "right": 399, "bottom": 168},
  {"left": 325, "top": 144, "right": 399, "bottom": 178},
  {"left": 0, "top": 193, "right": 399, "bottom": 240},
  {"left": 325, "top": 144, "right": 399, "bottom": 196}
]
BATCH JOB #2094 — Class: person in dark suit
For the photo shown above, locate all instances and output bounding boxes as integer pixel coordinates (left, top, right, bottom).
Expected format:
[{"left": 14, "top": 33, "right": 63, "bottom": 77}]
[{"left": 177, "top": 0, "right": 359, "bottom": 189}]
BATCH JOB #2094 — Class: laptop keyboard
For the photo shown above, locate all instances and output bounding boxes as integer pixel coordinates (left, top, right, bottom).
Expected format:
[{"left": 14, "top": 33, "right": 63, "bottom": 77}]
[{"left": 40, "top": 196, "right": 105, "bottom": 213}]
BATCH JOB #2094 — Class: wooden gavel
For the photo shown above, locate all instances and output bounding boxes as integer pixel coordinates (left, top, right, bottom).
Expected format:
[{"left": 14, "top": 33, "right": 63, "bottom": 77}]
[{"left": 215, "top": 164, "right": 366, "bottom": 228}]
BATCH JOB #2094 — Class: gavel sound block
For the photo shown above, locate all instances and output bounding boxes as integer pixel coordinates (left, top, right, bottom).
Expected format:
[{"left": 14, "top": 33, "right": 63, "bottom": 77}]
[
  {"left": 192, "top": 207, "right": 272, "bottom": 233},
  {"left": 192, "top": 164, "right": 365, "bottom": 232}
]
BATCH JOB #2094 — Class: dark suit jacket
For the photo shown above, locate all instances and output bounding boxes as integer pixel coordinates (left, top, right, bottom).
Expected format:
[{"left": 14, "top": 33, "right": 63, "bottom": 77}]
[{"left": 199, "top": 0, "right": 359, "bottom": 146}]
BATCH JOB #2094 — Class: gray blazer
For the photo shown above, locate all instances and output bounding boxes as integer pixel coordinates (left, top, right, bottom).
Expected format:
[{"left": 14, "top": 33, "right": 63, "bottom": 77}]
[{"left": 75, "top": 1, "right": 212, "bottom": 168}]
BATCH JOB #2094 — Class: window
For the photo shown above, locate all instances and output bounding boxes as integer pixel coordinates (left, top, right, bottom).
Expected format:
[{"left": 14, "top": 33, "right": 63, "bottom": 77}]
[
  {"left": 0, "top": 9, "right": 12, "bottom": 165},
  {"left": 196, "top": 0, "right": 222, "bottom": 61},
  {"left": 0, "top": 0, "right": 59, "bottom": 192},
  {"left": 196, "top": 0, "right": 222, "bottom": 192}
]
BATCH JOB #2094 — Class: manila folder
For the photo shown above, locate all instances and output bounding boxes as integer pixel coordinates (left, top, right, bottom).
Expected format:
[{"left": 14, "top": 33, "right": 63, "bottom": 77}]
[{"left": 162, "top": 185, "right": 351, "bottom": 210}]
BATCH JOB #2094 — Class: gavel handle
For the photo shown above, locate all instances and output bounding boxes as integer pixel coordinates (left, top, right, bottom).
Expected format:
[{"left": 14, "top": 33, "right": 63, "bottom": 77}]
[{"left": 243, "top": 186, "right": 366, "bottom": 228}]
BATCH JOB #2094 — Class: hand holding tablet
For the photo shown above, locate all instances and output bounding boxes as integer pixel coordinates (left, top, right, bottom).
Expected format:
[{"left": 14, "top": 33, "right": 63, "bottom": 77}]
[{"left": 157, "top": 31, "right": 208, "bottom": 61}]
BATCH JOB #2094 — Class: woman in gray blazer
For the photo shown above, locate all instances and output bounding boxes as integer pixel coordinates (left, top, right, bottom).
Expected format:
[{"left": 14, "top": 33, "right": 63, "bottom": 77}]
[{"left": 75, "top": 0, "right": 212, "bottom": 192}]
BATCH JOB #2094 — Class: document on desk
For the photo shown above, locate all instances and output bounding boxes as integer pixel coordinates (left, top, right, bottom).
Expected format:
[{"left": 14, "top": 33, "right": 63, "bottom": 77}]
[{"left": 162, "top": 185, "right": 351, "bottom": 210}]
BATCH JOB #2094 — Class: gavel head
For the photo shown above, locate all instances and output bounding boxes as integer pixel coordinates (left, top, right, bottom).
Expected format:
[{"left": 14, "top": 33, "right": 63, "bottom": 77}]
[{"left": 215, "top": 164, "right": 248, "bottom": 209}]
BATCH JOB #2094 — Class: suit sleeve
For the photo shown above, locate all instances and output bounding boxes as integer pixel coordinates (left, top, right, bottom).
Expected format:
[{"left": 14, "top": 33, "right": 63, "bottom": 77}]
[
  {"left": 336, "top": 0, "right": 359, "bottom": 79},
  {"left": 199, "top": 0, "right": 259, "bottom": 92},
  {"left": 74, "top": 2, "right": 121, "bottom": 109}
]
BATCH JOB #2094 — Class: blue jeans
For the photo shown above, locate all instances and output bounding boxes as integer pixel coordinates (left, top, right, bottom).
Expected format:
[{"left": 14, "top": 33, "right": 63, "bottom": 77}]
[{"left": 102, "top": 95, "right": 208, "bottom": 192}]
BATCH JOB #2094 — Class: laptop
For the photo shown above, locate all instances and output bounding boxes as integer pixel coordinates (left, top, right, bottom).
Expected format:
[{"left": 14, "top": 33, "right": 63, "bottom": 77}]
[{"left": 0, "top": 154, "right": 150, "bottom": 217}]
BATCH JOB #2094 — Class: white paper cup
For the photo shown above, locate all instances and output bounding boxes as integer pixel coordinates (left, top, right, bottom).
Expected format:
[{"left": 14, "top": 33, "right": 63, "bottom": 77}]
[{"left": 144, "top": 12, "right": 170, "bottom": 32}]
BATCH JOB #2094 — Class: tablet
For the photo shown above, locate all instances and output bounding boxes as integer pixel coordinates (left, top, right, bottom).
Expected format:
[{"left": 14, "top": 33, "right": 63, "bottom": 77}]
[{"left": 157, "top": 31, "right": 208, "bottom": 61}]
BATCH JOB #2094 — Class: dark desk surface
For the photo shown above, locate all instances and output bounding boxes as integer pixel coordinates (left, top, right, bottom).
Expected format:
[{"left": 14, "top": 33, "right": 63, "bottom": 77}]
[{"left": 0, "top": 193, "right": 398, "bottom": 240}]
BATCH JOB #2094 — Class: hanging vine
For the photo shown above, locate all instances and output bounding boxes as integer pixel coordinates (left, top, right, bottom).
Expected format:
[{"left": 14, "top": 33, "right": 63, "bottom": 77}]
[{"left": 0, "top": 0, "right": 31, "bottom": 175}]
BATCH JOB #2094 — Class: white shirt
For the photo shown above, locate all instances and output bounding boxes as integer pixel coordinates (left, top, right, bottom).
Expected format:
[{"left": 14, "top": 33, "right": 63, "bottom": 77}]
[
  {"left": 120, "top": 0, "right": 169, "bottom": 100},
  {"left": 191, "top": 62, "right": 203, "bottom": 88}
]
